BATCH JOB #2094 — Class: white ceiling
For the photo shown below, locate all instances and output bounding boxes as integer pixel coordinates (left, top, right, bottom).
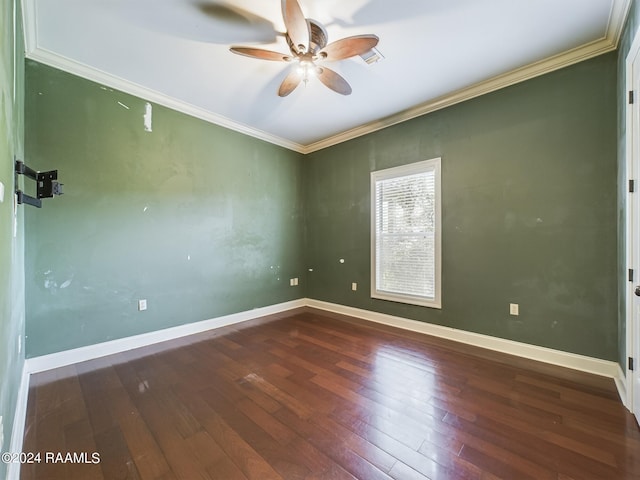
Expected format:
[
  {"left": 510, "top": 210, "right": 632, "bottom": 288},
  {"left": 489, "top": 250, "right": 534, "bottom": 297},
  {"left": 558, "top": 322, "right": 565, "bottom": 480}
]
[{"left": 24, "top": 0, "right": 630, "bottom": 153}]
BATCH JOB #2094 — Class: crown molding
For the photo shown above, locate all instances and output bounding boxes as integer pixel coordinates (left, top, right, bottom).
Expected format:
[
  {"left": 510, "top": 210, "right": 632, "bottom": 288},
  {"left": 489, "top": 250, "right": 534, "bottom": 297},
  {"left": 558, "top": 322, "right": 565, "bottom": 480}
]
[
  {"left": 22, "top": 0, "right": 631, "bottom": 155},
  {"left": 20, "top": 0, "right": 306, "bottom": 153},
  {"left": 25, "top": 48, "right": 308, "bottom": 153},
  {"left": 304, "top": 0, "right": 630, "bottom": 153},
  {"left": 304, "top": 0, "right": 631, "bottom": 153},
  {"left": 303, "top": 40, "right": 617, "bottom": 153}
]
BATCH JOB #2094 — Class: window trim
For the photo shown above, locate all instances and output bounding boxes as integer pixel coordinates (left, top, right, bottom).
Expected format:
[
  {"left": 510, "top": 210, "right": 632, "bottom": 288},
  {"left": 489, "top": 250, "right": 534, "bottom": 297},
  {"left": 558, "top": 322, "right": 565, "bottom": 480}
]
[{"left": 370, "top": 157, "right": 442, "bottom": 309}]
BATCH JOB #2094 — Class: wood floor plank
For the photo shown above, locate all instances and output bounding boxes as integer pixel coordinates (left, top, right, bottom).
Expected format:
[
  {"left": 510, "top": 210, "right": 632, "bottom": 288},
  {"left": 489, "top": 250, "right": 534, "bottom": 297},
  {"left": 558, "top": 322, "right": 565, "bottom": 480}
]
[
  {"left": 307, "top": 414, "right": 398, "bottom": 474},
  {"left": 128, "top": 390, "right": 214, "bottom": 480},
  {"left": 443, "top": 410, "right": 622, "bottom": 480},
  {"left": 63, "top": 418, "right": 105, "bottom": 480},
  {"left": 93, "top": 426, "right": 142, "bottom": 480},
  {"left": 21, "top": 309, "right": 640, "bottom": 480},
  {"left": 273, "top": 407, "right": 393, "bottom": 480},
  {"left": 330, "top": 408, "right": 477, "bottom": 480},
  {"left": 101, "top": 364, "right": 176, "bottom": 479},
  {"left": 175, "top": 390, "right": 285, "bottom": 480},
  {"left": 198, "top": 384, "right": 315, "bottom": 479}
]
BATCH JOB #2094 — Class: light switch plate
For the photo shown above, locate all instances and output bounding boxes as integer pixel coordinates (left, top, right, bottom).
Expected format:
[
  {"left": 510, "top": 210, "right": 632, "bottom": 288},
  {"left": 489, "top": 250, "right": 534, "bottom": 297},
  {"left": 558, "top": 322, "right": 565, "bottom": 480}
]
[{"left": 0, "top": 181, "right": 4, "bottom": 203}]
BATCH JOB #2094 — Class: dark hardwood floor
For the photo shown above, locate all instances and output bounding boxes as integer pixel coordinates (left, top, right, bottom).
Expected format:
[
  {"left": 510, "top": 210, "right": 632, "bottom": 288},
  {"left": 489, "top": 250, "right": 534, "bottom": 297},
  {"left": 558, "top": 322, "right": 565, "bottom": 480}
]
[{"left": 20, "top": 308, "right": 640, "bottom": 479}]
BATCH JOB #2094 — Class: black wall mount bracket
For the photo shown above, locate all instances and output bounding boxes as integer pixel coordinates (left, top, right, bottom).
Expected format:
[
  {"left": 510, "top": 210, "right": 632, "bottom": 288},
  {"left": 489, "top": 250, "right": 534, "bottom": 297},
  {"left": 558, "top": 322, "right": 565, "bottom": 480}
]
[{"left": 15, "top": 159, "right": 63, "bottom": 208}]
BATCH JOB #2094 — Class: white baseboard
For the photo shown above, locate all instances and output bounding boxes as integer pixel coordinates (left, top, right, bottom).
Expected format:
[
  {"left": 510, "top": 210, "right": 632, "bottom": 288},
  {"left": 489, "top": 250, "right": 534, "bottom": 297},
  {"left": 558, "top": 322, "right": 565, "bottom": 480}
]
[
  {"left": 306, "top": 299, "right": 623, "bottom": 383},
  {"left": 25, "top": 299, "right": 306, "bottom": 374},
  {"left": 615, "top": 363, "right": 628, "bottom": 409},
  {"left": 25, "top": 296, "right": 626, "bottom": 389},
  {"left": 16, "top": 295, "right": 628, "bottom": 479},
  {"left": 7, "top": 364, "right": 30, "bottom": 480}
]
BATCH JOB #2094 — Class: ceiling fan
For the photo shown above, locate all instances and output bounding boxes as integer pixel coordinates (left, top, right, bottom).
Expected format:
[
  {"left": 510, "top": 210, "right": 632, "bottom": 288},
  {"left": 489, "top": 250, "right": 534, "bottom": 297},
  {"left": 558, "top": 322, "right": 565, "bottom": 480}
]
[{"left": 230, "top": 0, "right": 379, "bottom": 97}]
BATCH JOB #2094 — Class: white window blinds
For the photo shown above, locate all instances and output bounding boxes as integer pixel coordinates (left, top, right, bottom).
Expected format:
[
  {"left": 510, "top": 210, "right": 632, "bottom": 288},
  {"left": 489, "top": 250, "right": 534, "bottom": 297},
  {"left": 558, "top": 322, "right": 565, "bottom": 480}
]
[{"left": 371, "top": 158, "right": 441, "bottom": 308}]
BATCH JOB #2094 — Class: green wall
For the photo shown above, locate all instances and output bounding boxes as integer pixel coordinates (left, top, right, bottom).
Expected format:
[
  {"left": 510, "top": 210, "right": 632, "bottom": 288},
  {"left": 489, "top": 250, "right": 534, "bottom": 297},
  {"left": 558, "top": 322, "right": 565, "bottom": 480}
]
[
  {"left": 305, "top": 53, "right": 619, "bottom": 361},
  {"left": 617, "top": 0, "right": 639, "bottom": 375},
  {"left": 24, "top": 62, "right": 306, "bottom": 356},
  {"left": 0, "top": 0, "right": 25, "bottom": 476},
  {"left": 24, "top": 50, "right": 619, "bottom": 362}
]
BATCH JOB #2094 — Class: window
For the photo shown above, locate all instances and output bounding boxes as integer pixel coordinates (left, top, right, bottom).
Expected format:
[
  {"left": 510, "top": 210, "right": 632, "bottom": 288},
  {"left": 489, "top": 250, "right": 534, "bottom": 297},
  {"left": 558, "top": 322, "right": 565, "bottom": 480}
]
[{"left": 371, "top": 158, "right": 441, "bottom": 308}]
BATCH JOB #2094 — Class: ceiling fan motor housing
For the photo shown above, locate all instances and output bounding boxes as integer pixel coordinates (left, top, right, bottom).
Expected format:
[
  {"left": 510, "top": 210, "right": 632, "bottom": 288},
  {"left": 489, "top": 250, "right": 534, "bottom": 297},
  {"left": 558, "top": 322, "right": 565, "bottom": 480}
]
[{"left": 286, "top": 19, "right": 328, "bottom": 54}]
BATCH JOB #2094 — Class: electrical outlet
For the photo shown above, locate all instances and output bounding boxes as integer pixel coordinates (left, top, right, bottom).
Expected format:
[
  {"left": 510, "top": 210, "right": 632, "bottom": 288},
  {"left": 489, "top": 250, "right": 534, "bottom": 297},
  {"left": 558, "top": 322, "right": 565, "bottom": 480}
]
[
  {"left": 352, "top": 282, "right": 357, "bottom": 291},
  {"left": 509, "top": 303, "right": 519, "bottom": 316},
  {"left": 138, "top": 299, "right": 147, "bottom": 311}
]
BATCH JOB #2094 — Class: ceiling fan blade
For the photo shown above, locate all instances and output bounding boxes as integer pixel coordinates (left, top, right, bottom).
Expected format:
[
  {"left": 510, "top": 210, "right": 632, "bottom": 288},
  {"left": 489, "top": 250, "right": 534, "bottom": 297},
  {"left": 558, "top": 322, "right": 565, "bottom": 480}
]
[
  {"left": 281, "top": 0, "right": 310, "bottom": 53},
  {"left": 230, "top": 47, "right": 291, "bottom": 61},
  {"left": 278, "top": 70, "right": 302, "bottom": 97},
  {"left": 317, "top": 67, "right": 352, "bottom": 96},
  {"left": 320, "top": 34, "right": 379, "bottom": 61}
]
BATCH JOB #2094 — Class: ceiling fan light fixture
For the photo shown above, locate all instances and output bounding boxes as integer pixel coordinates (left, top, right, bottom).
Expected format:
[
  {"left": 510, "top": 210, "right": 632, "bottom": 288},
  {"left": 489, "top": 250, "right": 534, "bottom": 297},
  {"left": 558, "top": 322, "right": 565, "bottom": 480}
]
[{"left": 297, "top": 60, "right": 317, "bottom": 84}]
